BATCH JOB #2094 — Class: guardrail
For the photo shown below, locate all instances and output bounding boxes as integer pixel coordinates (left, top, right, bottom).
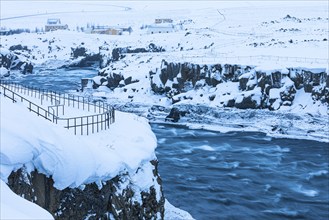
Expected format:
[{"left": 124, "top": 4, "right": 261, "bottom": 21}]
[{"left": 0, "top": 81, "right": 115, "bottom": 135}]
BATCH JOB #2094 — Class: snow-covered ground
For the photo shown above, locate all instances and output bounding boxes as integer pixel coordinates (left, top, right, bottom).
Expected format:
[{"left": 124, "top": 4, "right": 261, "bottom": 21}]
[
  {"left": 0, "top": 179, "right": 54, "bottom": 219},
  {"left": 0, "top": 90, "right": 192, "bottom": 219}
]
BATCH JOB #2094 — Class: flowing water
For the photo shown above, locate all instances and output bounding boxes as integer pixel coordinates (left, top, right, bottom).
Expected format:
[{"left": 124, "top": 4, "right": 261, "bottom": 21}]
[
  {"left": 10, "top": 67, "right": 97, "bottom": 92},
  {"left": 8, "top": 68, "right": 329, "bottom": 220},
  {"left": 152, "top": 123, "right": 329, "bottom": 220}
]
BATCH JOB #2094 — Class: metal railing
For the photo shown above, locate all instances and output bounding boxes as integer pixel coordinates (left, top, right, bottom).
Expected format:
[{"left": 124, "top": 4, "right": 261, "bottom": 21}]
[{"left": 0, "top": 81, "right": 115, "bottom": 135}]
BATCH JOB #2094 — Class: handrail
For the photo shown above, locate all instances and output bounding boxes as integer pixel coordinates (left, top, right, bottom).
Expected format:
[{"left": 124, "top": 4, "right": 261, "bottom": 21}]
[{"left": 0, "top": 81, "right": 115, "bottom": 135}]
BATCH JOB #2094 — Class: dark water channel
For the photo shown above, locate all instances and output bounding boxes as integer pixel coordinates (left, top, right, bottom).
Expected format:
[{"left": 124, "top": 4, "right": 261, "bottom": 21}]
[{"left": 152, "top": 123, "right": 329, "bottom": 220}]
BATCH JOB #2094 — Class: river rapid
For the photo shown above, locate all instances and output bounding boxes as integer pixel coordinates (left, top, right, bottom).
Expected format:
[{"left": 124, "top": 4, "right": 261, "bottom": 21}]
[
  {"left": 8, "top": 68, "right": 329, "bottom": 220},
  {"left": 152, "top": 123, "right": 329, "bottom": 220}
]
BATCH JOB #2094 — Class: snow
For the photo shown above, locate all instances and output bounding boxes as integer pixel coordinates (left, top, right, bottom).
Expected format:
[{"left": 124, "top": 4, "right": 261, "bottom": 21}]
[
  {"left": 0, "top": 96, "right": 157, "bottom": 190},
  {"left": 164, "top": 199, "right": 195, "bottom": 220},
  {"left": 0, "top": 180, "right": 54, "bottom": 220}
]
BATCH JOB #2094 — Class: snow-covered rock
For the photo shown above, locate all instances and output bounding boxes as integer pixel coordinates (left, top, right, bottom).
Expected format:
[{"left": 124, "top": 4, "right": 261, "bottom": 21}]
[{"left": 0, "top": 94, "right": 165, "bottom": 218}]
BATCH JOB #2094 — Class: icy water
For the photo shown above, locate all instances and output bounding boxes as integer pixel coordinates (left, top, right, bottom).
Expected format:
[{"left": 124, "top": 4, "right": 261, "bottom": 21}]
[
  {"left": 10, "top": 67, "right": 97, "bottom": 92},
  {"left": 152, "top": 123, "right": 329, "bottom": 220}
]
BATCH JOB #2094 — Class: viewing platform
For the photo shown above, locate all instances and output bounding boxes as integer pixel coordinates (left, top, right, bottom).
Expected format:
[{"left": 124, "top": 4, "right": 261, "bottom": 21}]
[{"left": 0, "top": 81, "right": 115, "bottom": 135}]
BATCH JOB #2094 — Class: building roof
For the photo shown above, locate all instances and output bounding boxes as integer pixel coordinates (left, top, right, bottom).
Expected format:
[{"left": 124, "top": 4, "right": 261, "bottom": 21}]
[{"left": 47, "top": 18, "right": 61, "bottom": 25}]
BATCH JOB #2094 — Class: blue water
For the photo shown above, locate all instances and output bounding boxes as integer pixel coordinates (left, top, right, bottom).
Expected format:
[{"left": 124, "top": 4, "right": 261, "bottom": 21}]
[
  {"left": 10, "top": 67, "right": 97, "bottom": 92},
  {"left": 152, "top": 123, "right": 329, "bottom": 220}
]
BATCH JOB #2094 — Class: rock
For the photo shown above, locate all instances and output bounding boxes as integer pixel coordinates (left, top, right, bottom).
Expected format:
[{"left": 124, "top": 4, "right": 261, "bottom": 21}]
[
  {"left": 280, "top": 85, "right": 296, "bottom": 103},
  {"left": 7, "top": 161, "right": 165, "bottom": 220},
  {"left": 271, "top": 71, "right": 282, "bottom": 88},
  {"left": 256, "top": 71, "right": 272, "bottom": 91},
  {"left": 9, "top": 44, "right": 30, "bottom": 52},
  {"left": 239, "top": 77, "right": 249, "bottom": 91},
  {"left": 107, "top": 73, "right": 124, "bottom": 89},
  {"left": 312, "top": 85, "right": 329, "bottom": 104},
  {"left": 165, "top": 107, "right": 181, "bottom": 122},
  {"left": 235, "top": 95, "right": 260, "bottom": 109},
  {"left": 289, "top": 68, "right": 304, "bottom": 89},
  {"left": 71, "top": 46, "right": 87, "bottom": 58},
  {"left": 303, "top": 70, "right": 313, "bottom": 93},
  {"left": 0, "top": 50, "right": 34, "bottom": 75}
]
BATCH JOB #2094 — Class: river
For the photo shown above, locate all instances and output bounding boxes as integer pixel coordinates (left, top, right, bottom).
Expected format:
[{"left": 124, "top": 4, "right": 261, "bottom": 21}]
[
  {"left": 152, "top": 123, "right": 329, "bottom": 220},
  {"left": 8, "top": 68, "right": 329, "bottom": 220}
]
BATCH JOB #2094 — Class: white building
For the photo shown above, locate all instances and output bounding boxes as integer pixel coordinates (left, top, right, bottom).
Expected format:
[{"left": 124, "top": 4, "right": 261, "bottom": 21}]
[
  {"left": 45, "top": 18, "right": 68, "bottom": 32},
  {"left": 147, "top": 23, "right": 175, "bottom": 34}
]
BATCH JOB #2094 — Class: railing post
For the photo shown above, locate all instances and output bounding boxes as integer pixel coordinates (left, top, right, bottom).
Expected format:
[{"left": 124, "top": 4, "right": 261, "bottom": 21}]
[
  {"left": 101, "top": 114, "right": 103, "bottom": 130},
  {"left": 81, "top": 117, "right": 83, "bottom": 135},
  {"left": 92, "top": 116, "right": 94, "bottom": 133},
  {"left": 97, "top": 115, "right": 99, "bottom": 132}
]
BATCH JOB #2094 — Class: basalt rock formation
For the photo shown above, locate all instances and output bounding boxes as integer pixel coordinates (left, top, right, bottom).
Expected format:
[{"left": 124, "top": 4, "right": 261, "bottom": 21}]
[
  {"left": 7, "top": 160, "right": 165, "bottom": 220},
  {"left": 151, "top": 60, "right": 328, "bottom": 113}
]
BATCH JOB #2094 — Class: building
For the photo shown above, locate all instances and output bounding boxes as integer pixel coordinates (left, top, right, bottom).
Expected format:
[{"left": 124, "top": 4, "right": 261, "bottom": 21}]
[
  {"left": 147, "top": 23, "right": 175, "bottom": 34},
  {"left": 155, "top": 18, "right": 173, "bottom": 24},
  {"left": 45, "top": 19, "right": 68, "bottom": 32},
  {"left": 90, "top": 27, "right": 123, "bottom": 35}
]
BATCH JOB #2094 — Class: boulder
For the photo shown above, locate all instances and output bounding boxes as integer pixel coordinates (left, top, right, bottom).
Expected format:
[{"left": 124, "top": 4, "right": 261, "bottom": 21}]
[{"left": 165, "top": 107, "right": 181, "bottom": 122}]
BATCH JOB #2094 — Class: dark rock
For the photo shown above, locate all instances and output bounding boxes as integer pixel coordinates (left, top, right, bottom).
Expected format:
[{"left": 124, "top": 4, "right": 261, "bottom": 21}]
[
  {"left": 312, "top": 85, "right": 329, "bottom": 104},
  {"left": 107, "top": 73, "right": 124, "bottom": 89},
  {"left": 280, "top": 85, "right": 296, "bottom": 102},
  {"left": 0, "top": 51, "right": 34, "bottom": 75},
  {"left": 7, "top": 163, "right": 165, "bottom": 220},
  {"left": 71, "top": 46, "right": 87, "bottom": 58},
  {"left": 224, "top": 99, "right": 236, "bottom": 107},
  {"left": 289, "top": 68, "right": 304, "bottom": 89},
  {"left": 271, "top": 71, "right": 282, "bottom": 88},
  {"left": 9, "top": 44, "right": 30, "bottom": 52},
  {"left": 303, "top": 70, "right": 313, "bottom": 93},
  {"left": 165, "top": 107, "right": 181, "bottom": 122},
  {"left": 239, "top": 77, "right": 249, "bottom": 91},
  {"left": 235, "top": 95, "right": 259, "bottom": 109}
]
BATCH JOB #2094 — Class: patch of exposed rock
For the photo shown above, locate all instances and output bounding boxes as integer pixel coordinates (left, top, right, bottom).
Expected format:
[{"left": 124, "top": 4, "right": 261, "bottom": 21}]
[{"left": 8, "top": 160, "right": 165, "bottom": 219}]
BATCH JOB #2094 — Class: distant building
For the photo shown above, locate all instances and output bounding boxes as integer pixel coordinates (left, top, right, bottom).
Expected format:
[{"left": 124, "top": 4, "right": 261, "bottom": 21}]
[
  {"left": 45, "top": 19, "right": 68, "bottom": 32},
  {"left": 147, "top": 23, "right": 175, "bottom": 34},
  {"left": 90, "top": 27, "right": 123, "bottom": 35},
  {"left": 155, "top": 18, "right": 173, "bottom": 24},
  {"left": 146, "top": 18, "right": 175, "bottom": 34}
]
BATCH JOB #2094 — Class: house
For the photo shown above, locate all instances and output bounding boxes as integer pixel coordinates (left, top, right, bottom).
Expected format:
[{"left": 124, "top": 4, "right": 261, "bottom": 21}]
[
  {"left": 155, "top": 18, "right": 173, "bottom": 24},
  {"left": 85, "top": 26, "right": 123, "bottom": 35},
  {"left": 146, "top": 18, "right": 175, "bottom": 34},
  {"left": 45, "top": 19, "right": 68, "bottom": 32},
  {"left": 147, "top": 23, "right": 175, "bottom": 34},
  {"left": 91, "top": 27, "right": 123, "bottom": 35}
]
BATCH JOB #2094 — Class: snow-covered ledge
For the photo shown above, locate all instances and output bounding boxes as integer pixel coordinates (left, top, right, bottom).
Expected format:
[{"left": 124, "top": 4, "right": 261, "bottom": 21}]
[{"left": 0, "top": 97, "right": 192, "bottom": 219}]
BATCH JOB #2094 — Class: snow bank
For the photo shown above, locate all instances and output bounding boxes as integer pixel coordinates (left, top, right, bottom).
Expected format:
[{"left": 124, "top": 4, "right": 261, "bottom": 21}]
[
  {"left": 0, "top": 180, "right": 54, "bottom": 220},
  {"left": 0, "top": 97, "right": 157, "bottom": 190}
]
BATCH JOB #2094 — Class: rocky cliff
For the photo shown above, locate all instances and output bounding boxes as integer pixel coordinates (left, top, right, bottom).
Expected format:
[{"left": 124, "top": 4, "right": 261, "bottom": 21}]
[
  {"left": 150, "top": 60, "right": 328, "bottom": 110},
  {"left": 7, "top": 160, "right": 164, "bottom": 220}
]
